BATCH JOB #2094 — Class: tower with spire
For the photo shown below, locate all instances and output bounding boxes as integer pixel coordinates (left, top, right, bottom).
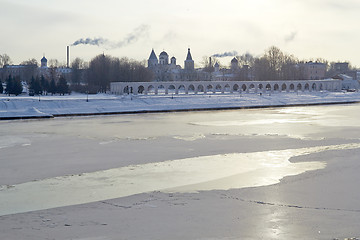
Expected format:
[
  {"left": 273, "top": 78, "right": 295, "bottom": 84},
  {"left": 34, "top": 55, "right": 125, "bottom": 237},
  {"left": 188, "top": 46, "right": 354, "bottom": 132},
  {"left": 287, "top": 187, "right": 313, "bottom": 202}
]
[
  {"left": 231, "top": 57, "right": 239, "bottom": 72},
  {"left": 147, "top": 47, "right": 200, "bottom": 81},
  {"left": 148, "top": 49, "right": 158, "bottom": 68},
  {"left": 184, "top": 48, "right": 194, "bottom": 71}
]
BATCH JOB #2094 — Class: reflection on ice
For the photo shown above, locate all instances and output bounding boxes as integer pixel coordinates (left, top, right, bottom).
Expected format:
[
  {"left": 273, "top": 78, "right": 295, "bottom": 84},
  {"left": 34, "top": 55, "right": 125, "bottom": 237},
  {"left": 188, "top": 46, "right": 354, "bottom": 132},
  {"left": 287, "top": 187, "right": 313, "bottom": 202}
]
[
  {"left": 173, "top": 134, "right": 206, "bottom": 141},
  {"left": 1, "top": 143, "right": 360, "bottom": 216},
  {"left": 191, "top": 118, "right": 310, "bottom": 127},
  {"left": 0, "top": 136, "right": 31, "bottom": 149}
]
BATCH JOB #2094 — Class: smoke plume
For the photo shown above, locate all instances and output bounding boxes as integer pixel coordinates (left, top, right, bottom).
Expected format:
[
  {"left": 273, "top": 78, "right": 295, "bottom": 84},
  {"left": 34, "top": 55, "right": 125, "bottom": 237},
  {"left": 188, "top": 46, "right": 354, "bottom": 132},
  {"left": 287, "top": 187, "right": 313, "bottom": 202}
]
[
  {"left": 284, "top": 31, "right": 297, "bottom": 43},
  {"left": 211, "top": 51, "right": 238, "bottom": 58},
  {"left": 72, "top": 37, "right": 108, "bottom": 46},
  {"left": 71, "top": 25, "right": 150, "bottom": 49}
]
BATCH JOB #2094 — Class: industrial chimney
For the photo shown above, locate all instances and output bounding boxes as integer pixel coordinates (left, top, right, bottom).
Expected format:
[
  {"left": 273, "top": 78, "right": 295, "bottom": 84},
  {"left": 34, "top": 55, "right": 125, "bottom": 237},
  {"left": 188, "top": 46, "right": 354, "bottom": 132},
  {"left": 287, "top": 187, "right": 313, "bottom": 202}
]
[{"left": 67, "top": 46, "right": 70, "bottom": 68}]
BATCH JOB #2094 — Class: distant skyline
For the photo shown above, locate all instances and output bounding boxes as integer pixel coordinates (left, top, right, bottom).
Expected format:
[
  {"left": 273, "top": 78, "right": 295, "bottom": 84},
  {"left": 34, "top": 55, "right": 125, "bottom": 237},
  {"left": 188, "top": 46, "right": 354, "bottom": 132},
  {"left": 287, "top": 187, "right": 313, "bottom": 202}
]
[{"left": 1, "top": 0, "right": 360, "bottom": 67}]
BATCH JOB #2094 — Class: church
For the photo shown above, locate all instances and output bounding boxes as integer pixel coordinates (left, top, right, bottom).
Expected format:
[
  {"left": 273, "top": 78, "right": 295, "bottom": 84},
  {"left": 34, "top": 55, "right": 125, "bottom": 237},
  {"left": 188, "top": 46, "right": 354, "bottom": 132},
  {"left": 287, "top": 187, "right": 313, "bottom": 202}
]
[
  {"left": 147, "top": 48, "right": 208, "bottom": 81},
  {"left": 147, "top": 48, "right": 251, "bottom": 82}
]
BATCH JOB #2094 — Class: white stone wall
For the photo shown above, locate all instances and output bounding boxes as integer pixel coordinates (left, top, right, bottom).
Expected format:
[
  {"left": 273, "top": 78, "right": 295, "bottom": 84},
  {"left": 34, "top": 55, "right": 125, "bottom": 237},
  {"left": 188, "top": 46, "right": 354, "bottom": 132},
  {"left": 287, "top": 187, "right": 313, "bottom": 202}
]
[{"left": 111, "top": 79, "right": 342, "bottom": 95}]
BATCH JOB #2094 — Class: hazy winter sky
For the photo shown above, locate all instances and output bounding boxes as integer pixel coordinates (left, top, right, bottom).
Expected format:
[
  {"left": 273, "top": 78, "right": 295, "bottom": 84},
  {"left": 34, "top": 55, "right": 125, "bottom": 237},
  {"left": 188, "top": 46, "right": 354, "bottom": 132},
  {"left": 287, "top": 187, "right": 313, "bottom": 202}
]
[{"left": 1, "top": 0, "right": 360, "bottom": 67}]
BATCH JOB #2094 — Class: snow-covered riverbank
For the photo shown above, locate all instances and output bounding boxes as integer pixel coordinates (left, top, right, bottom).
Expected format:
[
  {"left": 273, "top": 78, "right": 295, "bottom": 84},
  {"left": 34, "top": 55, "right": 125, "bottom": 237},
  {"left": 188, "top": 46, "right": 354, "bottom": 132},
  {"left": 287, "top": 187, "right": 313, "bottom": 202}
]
[
  {"left": 1, "top": 91, "right": 360, "bottom": 119},
  {"left": 1, "top": 103, "right": 360, "bottom": 239}
]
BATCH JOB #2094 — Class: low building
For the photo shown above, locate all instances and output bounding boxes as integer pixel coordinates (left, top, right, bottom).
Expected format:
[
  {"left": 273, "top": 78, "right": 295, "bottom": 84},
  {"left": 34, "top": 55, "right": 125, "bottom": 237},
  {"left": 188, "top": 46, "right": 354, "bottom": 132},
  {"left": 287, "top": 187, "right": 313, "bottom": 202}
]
[
  {"left": 332, "top": 74, "right": 360, "bottom": 90},
  {"left": 303, "top": 62, "right": 326, "bottom": 80},
  {"left": 0, "top": 55, "right": 71, "bottom": 83}
]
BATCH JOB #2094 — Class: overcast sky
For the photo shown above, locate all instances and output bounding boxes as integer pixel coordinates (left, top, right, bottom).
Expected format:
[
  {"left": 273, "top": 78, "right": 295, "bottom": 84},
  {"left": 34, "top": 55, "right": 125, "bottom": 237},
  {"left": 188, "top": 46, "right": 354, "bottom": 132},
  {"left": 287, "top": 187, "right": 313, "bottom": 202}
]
[{"left": 1, "top": 0, "right": 360, "bottom": 67}]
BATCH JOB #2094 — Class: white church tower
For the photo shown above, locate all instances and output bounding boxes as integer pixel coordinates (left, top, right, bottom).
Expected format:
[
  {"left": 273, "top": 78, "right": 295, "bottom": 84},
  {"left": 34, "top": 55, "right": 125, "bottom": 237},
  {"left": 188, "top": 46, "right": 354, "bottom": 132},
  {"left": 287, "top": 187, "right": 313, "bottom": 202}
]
[
  {"left": 184, "top": 48, "right": 194, "bottom": 71},
  {"left": 148, "top": 49, "right": 158, "bottom": 68}
]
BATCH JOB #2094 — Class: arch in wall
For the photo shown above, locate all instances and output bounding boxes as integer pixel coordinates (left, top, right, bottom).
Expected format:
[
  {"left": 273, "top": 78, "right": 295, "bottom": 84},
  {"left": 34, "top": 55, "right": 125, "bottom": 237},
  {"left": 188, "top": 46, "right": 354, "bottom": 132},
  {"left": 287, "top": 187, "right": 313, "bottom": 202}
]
[
  {"left": 258, "top": 84, "right": 263, "bottom": 90},
  {"left": 168, "top": 85, "right": 176, "bottom": 94},
  {"left": 233, "top": 84, "right": 239, "bottom": 92},
  {"left": 266, "top": 84, "right": 271, "bottom": 91},
  {"left": 215, "top": 84, "right": 222, "bottom": 93},
  {"left": 207, "top": 84, "right": 214, "bottom": 93},
  {"left": 281, "top": 83, "right": 287, "bottom": 91},
  {"left": 197, "top": 85, "right": 205, "bottom": 93},
  {"left": 319, "top": 83, "right": 323, "bottom": 90},
  {"left": 158, "top": 85, "right": 165, "bottom": 94},
  {"left": 178, "top": 85, "right": 186, "bottom": 94},
  {"left": 242, "top": 84, "right": 247, "bottom": 91},
  {"left": 224, "top": 84, "right": 231, "bottom": 93},
  {"left": 188, "top": 84, "right": 195, "bottom": 93},
  {"left": 249, "top": 84, "right": 255, "bottom": 92},
  {"left": 305, "top": 83, "right": 310, "bottom": 91},
  {"left": 274, "top": 84, "right": 279, "bottom": 91},
  {"left": 148, "top": 85, "right": 155, "bottom": 94},
  {"left": 297, "top": 83, "right": 302, "bottom": 91},
  {"left": 290, "top": 84, "right": 295, "bottom": 91},
  {"left": 138, "top": 85, "right": 145, "bottom": 94},
  {"left": 312, "top": 83, "right": 317, "bottom": 91}
]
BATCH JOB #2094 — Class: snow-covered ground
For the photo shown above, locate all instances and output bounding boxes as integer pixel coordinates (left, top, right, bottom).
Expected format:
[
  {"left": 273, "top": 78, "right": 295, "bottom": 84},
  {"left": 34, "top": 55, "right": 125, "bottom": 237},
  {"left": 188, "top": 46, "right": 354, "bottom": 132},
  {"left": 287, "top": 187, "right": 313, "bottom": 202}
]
[
  {"left": 1, "top": 92, "right": 360, "bottom": 239},
  {"left": 1, "top": 91, "right": 360, "bottom": 119}
]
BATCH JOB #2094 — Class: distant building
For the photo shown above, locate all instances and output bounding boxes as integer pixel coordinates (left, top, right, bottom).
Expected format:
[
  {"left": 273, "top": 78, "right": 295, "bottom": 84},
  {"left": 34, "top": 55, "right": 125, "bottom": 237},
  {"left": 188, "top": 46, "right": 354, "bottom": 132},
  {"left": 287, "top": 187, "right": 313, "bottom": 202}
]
[
  {"left": 331, "top": 62, "right": 358, "bottom": 80},
  {"left": 334, "top": 62, "right": 349, "bottom": 73},
  {"left": 147, "top": 48, "right": 201, "bottom": 81},
  {"left": 332, "top": 74, "right": 359, "bottom": 90},
  {"left": 303, "top": 61, "right": 326, "bottom": 80},
  {"left": 0, "top": 55, "right": 71, "bottom": 83},
  {"left": 184, "top": 48, "right": 194, "bottom": 71},
  {"left": 231, "top": 57, "right": 239, "bottom": 72},
  {"left": 40, "top": 56, "right": 48, "bottom": 68}
]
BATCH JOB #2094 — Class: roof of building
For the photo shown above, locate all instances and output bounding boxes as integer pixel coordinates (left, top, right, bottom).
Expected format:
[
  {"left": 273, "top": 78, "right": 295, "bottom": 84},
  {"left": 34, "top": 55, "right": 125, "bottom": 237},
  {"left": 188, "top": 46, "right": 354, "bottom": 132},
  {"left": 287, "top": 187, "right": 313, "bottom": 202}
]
[
  {"left": 149, "top": 49, "right": 158, "bottom": 60},
  {"left": 159, "top": 51, "right": 168, "bottom": 57},
  {"left": 231, "top": 57, "right": 238, "bottom": 63},
  {"left": 306, "top": 61, "right": 325, "bottom": 65},
  {"left": 41, "top": 56, "right": 47, "bottom": 62},
  {"left": 186, "top": 48, "right": 193, "bottom": 61},
  {"left": 214, "top": 62, "right": 219, "bottom": 67}
]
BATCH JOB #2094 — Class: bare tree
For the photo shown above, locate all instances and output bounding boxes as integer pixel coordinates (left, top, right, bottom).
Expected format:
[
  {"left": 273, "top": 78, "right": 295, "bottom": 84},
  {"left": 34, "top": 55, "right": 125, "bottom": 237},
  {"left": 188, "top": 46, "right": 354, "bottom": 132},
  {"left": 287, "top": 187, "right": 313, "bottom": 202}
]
[
  {"left": 0, "top": 54, "right": 12, "bottom": 67},
  {"left": 20, "top": 58, "right": 38, "bottom": 82},
  {"left": 237, "top": 53, "right": 255, "bottom": 68},
  {"left": 48, "top": 59, "right": 60, "bottom": 68},
  {"left": 71, "top": 57, "right": 87, "bottom": 85},
  {"left": 201, "top": 56, "right": 218, "bottom": 73},
  {"left": 264, "top": 46, "right": 284, "bottom": 80},
  {"left": 253, "top": 57, "right": 271, "bottom": 81},
  {"left": 87, "top": 54, "right": 112, "bottom": 93},
  {"left": 21, "top": 58, "right": 38, "bottom": 66}
]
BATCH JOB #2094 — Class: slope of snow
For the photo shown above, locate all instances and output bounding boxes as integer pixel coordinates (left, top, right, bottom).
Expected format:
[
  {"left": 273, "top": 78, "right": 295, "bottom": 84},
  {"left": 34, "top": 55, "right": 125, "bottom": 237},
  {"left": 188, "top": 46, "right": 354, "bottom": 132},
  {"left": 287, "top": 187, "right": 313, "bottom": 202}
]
[{"left": 1, "top": 91, "right": 360, "bottom": 119}]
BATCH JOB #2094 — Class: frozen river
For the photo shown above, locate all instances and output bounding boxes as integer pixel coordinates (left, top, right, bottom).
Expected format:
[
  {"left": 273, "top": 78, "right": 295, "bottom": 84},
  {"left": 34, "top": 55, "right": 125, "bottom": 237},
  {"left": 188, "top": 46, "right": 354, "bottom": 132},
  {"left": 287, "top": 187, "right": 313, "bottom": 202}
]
[{"left": 1, "top": 103, "right": 360, "bottom": 217}]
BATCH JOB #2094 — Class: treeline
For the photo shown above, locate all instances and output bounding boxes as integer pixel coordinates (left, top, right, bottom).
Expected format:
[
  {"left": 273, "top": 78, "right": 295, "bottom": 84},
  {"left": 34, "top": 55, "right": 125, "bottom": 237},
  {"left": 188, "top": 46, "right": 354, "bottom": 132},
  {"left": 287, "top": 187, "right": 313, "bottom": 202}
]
[
  {"left": 0, "top": 53, "right": 153, "bottom": 95},
  {"left": 2, "top": 75, "right": 23, "bottom": 96},
  {"left": 72, "top": 54, "right": 153, "bottom": 93},
  {"left": 1, "top": 46, "right": 356, "bottom": 95},
  {"left": 209, "top": 46, "right": 357, "bottom": 81},
  {"left": 29, "top": 75, "right": 69, "bottom": 95},
  {"left": 0, "top": 75, "right": 69, "bottom": 96},
  {"left": 251, "top": 46, "right": 304, "bottom": 80}
]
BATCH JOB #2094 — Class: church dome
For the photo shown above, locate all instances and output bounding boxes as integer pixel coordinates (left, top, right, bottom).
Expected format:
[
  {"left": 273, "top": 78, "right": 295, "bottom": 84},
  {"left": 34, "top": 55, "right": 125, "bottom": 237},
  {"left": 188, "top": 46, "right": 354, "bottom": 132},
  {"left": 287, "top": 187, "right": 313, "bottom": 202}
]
[
  {"left": 159, "top": 51, "right": 168, "bottom": 57},
  {"left": 41, "top": 56, "right": 47, "bottom": 62}
]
